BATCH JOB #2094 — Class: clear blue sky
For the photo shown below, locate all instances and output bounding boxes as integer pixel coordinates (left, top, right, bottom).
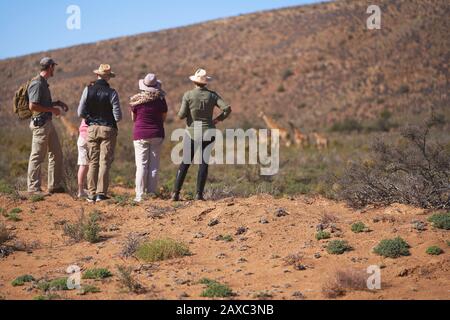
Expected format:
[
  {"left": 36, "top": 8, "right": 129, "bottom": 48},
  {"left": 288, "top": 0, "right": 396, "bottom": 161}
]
[{"left": 0, "top": 0, "right": 324, "bottom": 60}]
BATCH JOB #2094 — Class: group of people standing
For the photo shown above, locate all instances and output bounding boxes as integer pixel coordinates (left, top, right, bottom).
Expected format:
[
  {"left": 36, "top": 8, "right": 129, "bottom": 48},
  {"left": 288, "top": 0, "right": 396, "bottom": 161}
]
[{"left": 26, "top": 57, "right": 232, "bottom": 203}]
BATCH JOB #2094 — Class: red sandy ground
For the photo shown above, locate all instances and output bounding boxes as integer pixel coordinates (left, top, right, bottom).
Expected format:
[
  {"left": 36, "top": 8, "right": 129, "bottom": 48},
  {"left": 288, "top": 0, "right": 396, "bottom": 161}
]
[{"left": 0, "top": 189, "right": 448, "bottom": 300}]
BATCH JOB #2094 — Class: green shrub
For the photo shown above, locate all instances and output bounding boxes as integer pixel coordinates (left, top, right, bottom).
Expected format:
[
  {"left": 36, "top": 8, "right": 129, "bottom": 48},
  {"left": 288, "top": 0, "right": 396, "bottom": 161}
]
[
  {"left": 200, "top": 278, "right": 233, "bottom": 298},
  {"left": 116, "top": 265, "right": 146, "bottom": 294},
  {"left": 0, "top": 223, "right": 10, "bottom": 245},
  {"left": 79, "top": 285, "right": 101, "bottom": 295},
  {"left": 33, "top": 294, "right": 60, "bottom": 300},
  {"left": 7, "top": 210, "right": 22, "bottom": 222},
  {"left": 30, "top": 194, "right": 45, "bottom": 203},
  {"left": 327, "top": 240, "right": 352, "bottom": 255},
  {"left": 63, "top": 210, "right": 101, "bottom": 243},
  {"left": 136, "top": 238, "right": 190, "bottom": 262},
  {"left": 351, "top": 222, "right": 367, "bottom": 233},
  {"left": 216, "top": 235, "right": 233, "bottom": 242},
  {"left": 82, "top": 268, "right": 112, "bottom": 280},
  {"left": 0, "top": 180, "right": 14, "bottom": 194},
  {"left": 330, "top": 118, "right": 363, "bottom": 133},
  {"left": 428, "top": 212, "right": 450, "bottom": 230},
  {"left": 426, "top": 246, "right": 443, "bottom": 255},
  {"left": 373, "top": 237, "right": 410, "bottom": 258},
  {"left": 316, "top": 231, "right": 331, "bottom": 240},
  {"left": 38, "top": 278, "right": 69, "bottom": 292},
  {"left": 446, "top": 240, "right": 450, "bottom": 247},
  {"left": 11, "top": 275, "right": 35, "bottom": 286}
]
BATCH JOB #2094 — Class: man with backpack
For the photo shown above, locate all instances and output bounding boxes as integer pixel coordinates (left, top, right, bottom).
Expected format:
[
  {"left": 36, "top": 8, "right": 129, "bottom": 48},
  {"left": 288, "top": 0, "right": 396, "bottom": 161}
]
[
  {"left": 77, "top": 64, "right": 122, "bottom": 202},
  {"left": 26, "top": 57, "right": 68, "bottom": 194}
]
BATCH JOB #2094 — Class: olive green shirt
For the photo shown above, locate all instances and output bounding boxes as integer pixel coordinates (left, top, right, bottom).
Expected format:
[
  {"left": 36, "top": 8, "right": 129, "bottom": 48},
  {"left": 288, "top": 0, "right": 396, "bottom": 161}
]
[{"left": 178, "top": 87, "right": 231, "bottom": 136}]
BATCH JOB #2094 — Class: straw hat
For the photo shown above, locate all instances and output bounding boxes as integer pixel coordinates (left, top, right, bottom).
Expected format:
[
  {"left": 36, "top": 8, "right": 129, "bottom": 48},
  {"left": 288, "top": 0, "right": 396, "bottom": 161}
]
[
  {"left": 189, "top": 68, "right": 212, "bottom": 84},
  {"left": 139, "top": 73, "right": 162, "bottom": 91},
  {"left": 93, "top": 64, "right": 116, "bottom": 78}
]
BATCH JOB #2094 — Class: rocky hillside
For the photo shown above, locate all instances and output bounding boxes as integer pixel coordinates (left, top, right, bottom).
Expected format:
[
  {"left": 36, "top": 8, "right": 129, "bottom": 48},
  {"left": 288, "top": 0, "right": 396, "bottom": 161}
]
[{"left": 0, "top": 0, "right": 449, "bottom": 130}]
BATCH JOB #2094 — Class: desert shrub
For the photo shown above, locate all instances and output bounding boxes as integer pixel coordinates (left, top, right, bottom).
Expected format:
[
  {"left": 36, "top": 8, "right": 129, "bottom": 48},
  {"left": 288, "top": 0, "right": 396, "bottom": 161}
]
[
  {"left": 30, "top": 194, "right": 45, "bottom": 203},
  {"left": 79, "top": 285, "right": 101, "bottom": 295},
  {"left": 61, "top": 140, "right": 79, "bottom": 199},
  {"left": 316, "top": 231, "right": 331, "bottom": 240},
  {"left": 11, "top": 275, "right": 35, "bottom": 286},
  {"left": 373, "top": 237, "right": 410, "bottom": 258},
  {"left": 338, "top": 114, "right": 450, "bottom": 209},
  {"left": 136, "top": 239, "right": 190, "bottom": 262},
  {"left": 120, "top": 233, "right": 144, "bottom": 258},
  {"left": 111, "top": 193, "right": 135, "bottom": 206},
  {"left": 253, "top": 291, "right": 273, "bottom": 299},
  {"left": 82, "top": 268, "right": 112, "bottom": 280},
  {"left": 6, "top": 209, "right": 22, "bottom": 222},
  {"left": 216, "top": 234, "right": 233, "bottom": 242},
  {"left": 33, "top": 294, "right": 61, "bottom": 300},
  {"left": 116, "top": 265, "right": 146, "bottom": 294},
  {"left": 351, "top": 222, "right": 367, "bottom": 233},
  {"left": 323, "top": 269, "right": 367, "bottom": 298},
  {"left": 63, "top": 210, "right": 101, "bottom": 243},
  {"left": 0, "top": 180, "right": 14, "bottom": 195},
  {"left": 428, "top": 212, "right": 450, "bottom": 230},
  {"left": 327, "top": 240, "right": 351, "bottom": 255},
  {"left": 0, "top": 223, "right": 11, "bottom": 245},
  {"left": 277, "top": 85, "right": 285, "bottom": 93},
  {"left": 330, "top": 118, "right": 363, "bottom": 133},
  {"left": 199, "top": 278, "right": 233, "bottom": 298},
  {"left": 366, "top": 109, "right": 398, "bottom": 132},
  {"left": 281, "top": 68, "right": 294, "bottom": 80},
  {"left": 447, "top": 240, "right": 450, "bottom": 247},
  {"left": 426, "top": 246, "right": 443, "bottom": 255},
  {"left": 38, "top": 278, "right": 69, "bottom": 291}
]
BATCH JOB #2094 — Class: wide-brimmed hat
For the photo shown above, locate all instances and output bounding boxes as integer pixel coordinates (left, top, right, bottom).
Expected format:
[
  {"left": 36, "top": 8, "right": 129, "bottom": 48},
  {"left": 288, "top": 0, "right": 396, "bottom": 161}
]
[
  {"left": 139, "top": 73, "right": 162, "bottom": 91},
  {"left": 93, "top": 64, "right": 116, "bottom": 78},
  {"left": 189, "top": 68, "right": 212, "bottom": 84}
]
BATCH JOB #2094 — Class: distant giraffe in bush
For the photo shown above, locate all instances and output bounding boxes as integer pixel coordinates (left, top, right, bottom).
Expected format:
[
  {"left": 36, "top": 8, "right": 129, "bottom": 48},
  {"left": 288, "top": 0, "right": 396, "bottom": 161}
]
[
  {"left": 259, "top": 111, "right": 291, "bottom": 147},
  {"left": 288, "top": 121, "right": 309, "bottom": 147},
  {"left": 312, "top": 132, "right": 329, "bottom": 150},
  {"left": 59, "top": 115, "right": 79, "bottom": 138}
]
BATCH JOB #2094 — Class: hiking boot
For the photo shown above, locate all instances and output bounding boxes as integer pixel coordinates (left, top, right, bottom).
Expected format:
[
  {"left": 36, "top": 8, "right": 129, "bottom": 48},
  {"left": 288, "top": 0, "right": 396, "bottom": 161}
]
[
  {"left": 86, "top": 195, "right": 96, "bottom": 203},
  {"left": 49, "top": 187, "right": 65, "bottom": 194},
  {"left": 171, "top": 192, "right": 180, "bottom": 202},
  {"left": 95, "top": 194, "right": 110, "bottom": 202},
  {"left": 195, "top": 193, "right": 205, "bottom": 201}
]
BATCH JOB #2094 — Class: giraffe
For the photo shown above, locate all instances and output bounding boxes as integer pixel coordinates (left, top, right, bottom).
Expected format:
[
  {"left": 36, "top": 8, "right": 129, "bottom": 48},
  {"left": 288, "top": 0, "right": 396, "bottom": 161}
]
[
  {"left": 288, "top": 121, "right": 309, "bottom": 147},
  {"left": 312, "top": 132, "right": 329, "bottom": 150},
  {"left": 58, "top": 114, "right": 79, "bottom": 139},
  {"left": 258, "top": 111, "right": 291, "bottom": 147}
]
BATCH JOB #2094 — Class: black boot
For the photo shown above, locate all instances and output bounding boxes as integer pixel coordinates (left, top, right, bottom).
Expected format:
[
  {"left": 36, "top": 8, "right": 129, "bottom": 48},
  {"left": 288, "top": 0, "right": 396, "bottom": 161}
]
[
  {"left": 195, "top": 192, "right": 205, "bottom": 201},
  {"left": 171, "top": 192, "right": 180, "bottom": 202}
]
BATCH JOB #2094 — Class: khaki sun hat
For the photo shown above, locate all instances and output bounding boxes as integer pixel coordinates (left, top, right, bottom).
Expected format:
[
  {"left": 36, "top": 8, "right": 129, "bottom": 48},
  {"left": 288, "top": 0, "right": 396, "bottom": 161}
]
[
  {"left": 189, "top": 68, "right": 212, "bottom": 84},
  {"left": 93, "top": 64, "right": 116, "bottom": 78}
]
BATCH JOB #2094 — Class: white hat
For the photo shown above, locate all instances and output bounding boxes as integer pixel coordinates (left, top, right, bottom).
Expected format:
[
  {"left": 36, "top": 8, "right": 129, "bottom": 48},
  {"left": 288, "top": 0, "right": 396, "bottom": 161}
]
[
  {"left": 189, "top": 68, "right": 212, "bottom": 84},
  {"left": 139, "top": 73, "right": 162, "bottom": 91}
]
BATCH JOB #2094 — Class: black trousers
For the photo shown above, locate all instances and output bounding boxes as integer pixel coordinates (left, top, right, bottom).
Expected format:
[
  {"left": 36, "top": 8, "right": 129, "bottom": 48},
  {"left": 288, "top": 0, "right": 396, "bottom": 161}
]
[{"left": 174, "top": 136, "right": 215, "bottom": 194}]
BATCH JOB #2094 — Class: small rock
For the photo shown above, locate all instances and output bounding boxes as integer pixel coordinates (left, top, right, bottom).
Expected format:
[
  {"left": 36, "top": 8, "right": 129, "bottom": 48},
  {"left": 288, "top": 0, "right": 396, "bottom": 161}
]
[
  {"left": 259, "top": 217, "right": 269, "bottom": 224},
  {"left": 237, "top": 257, "right": 247, "bottom": 263},
  {"left": 179, "top": 292, "right": 189, "bottom": 298},
  {"left": 208, "top": 218, "right": 219, "bottom": 227},
  {"left": 398, "top": 268, "right": 409, "bottom": 277},
  {"left": 313, "top": 253, "right": 321, "bottom": 259},
  {"left": 193, "top": 232, "right": 204, "bottom": 239},
  {"left": 275, "top": 208, "right": 289, "bottom": 217},
  {"left": 216, "top": 253, "right": 227, "bottom": 259},
  {"left": 235, "top": 226, "right": 248, "bottom": 235},
  {"left": 293, "top": 264, "right": 307, "bottom": 271},
  {"left": 107, "top": 225, "right": 120, "bottom": 232},
  {"left": 292, "top": 291, "right": 305, "bottom": 299},
  {"left": 411, "top": 220, "right": 426, "bottom": 231}
]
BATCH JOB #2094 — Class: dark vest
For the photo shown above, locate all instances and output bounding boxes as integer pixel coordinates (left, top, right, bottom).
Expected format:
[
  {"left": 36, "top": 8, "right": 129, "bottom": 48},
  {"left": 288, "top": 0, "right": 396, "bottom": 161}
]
[{"left": 85, "top": 79, "right": 117, "bottom": 129}]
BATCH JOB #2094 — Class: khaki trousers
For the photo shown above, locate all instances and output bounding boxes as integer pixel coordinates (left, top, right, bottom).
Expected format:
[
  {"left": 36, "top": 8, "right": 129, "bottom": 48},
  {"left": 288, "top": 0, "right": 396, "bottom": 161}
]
[
  {"left": 27, "top": 120, "right": 63, "bottom": 192},
  {"left": 87, "top": 125, "right": 117, "bottom": 196}
]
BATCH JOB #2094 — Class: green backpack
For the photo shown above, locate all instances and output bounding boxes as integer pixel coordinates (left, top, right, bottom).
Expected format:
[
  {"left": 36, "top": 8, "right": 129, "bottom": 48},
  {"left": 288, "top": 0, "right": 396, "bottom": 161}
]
[{"left": 13, "top": 76, "right": 38, "bottom": 120}]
